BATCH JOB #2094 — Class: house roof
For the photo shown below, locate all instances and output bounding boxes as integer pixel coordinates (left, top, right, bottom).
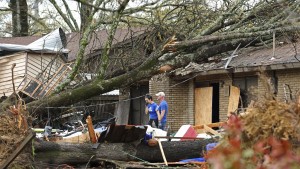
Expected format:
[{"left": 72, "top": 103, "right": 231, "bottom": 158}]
[
  {"left": 0, "top": 28, "right": 68, "bottom": 56},
  {"left": 0, "top": 36, "right": 41, "bottom": 45},
  {"left": 172, "top": 41, "right": 300, "bottom": 77},
  {"left": 0, "top": 28, "right": 146, "bottom": 61}
]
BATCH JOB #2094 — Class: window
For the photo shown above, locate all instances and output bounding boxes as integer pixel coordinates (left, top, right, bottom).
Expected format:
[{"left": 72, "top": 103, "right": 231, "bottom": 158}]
[{"left": 233, "top": 76, "right": 258, "bottom": 108}]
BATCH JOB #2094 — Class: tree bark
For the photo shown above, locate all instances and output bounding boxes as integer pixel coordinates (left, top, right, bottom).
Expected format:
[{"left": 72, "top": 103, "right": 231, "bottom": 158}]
[
  {"left": 34, "top": 139, "right": 216, "bottom": 165},
  {"left": 10, "top": 0, "right": 28, "bottom": 37},
  {"left": 79, "top": 0, "right": 92, "bottom": 31}
]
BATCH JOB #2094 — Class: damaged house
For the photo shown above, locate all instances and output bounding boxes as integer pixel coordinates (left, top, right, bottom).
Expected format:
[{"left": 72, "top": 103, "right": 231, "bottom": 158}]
[
  {"left": 80, "top": 30, "right": 300, "bottom": 130},
  {"left": 147, "top": 40, "right": 300, "bottom": 131},
  {"left": 0, "top": 28, "right": 70, "bottom": 99},
  {"left": 6, "top": 28, "right": 299, "bottom": 133},
  {"left": 0, "top": 28, "right": 148, "bottom": 123}
]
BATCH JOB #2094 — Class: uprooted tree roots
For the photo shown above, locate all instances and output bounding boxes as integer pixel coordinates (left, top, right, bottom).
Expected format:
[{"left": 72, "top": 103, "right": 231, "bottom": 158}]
[{"left": 0, "top": 99, "right": 33, "bottom": 168}]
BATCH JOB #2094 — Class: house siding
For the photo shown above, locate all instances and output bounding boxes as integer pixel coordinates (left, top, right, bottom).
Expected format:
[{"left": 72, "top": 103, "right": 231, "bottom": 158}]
[
  {"left": 26, "top": 53, "right": 64, "bottom": 79},
  {"left": 0, "top": 52, "right": 26, "bottom": 96}
]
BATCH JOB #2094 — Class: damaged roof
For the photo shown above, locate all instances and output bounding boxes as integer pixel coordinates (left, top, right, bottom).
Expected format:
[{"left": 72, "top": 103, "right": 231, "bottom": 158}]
[
  {"left": 0, "top": 28, "right": 68, "bottom": 55},
  {"left": 172, "top": 41, "right": 300, "bottom": 77},
  {"left": 0, "top": 28, "right": 146, "bottom": 61}
]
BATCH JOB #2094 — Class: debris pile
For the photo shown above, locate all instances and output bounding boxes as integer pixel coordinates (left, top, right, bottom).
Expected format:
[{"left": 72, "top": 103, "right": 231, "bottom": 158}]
[
  {"left": 206, "top": 95, "right": 300, "bottom": 169},
  {"left": 242, "top": 98, "right": 300, "bottom": 142},
  {"left": 0, "top": 100, "right": 32, "bottom": 168}
]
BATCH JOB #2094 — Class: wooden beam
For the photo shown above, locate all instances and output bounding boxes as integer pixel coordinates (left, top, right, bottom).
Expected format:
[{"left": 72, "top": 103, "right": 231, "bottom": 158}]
[
  {"left": 203, "top": 124, "right": 221, "bottom": 137},
  {"left": 193, "top": 122, "right": 226, "bottom": 130},
  {"left": 0, "top": 131, "right": 36, "bottom": 169},
  {"left": 157, "top": 139, "right": 168, "bottom": 166}
]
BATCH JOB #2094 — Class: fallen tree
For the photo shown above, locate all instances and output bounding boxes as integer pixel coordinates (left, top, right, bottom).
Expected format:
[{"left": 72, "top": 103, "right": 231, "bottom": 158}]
[
  {"left": 0, "top": 1, "right": 299, "bottom": 116},
  {"left": 34, "top": 138, "right": 215, "bottom": 165}
]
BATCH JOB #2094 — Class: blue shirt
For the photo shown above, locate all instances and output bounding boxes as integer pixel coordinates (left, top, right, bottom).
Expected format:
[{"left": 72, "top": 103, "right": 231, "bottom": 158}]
[
  {"left": 158, "top": 100, "right": 168, "bottom": 122},
  {"left": 147, "top": 102, "right": 158, "bottom": 119}
]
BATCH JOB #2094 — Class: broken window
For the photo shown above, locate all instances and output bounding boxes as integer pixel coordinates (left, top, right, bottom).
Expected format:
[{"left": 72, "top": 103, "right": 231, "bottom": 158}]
[{"left": 233, "top": 76, "right": 258, "bottom": 108}]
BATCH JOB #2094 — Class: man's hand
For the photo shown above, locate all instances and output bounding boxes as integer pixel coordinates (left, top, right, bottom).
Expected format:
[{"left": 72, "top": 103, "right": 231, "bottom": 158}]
[{"left": 158, "top": 121, "right": 162, "bottom": 128}]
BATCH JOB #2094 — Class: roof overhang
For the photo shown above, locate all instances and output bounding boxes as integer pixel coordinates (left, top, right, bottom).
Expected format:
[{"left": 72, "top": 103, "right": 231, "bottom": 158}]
[{"left": 170, "top": 62, "right": 300, "bottom": 80}]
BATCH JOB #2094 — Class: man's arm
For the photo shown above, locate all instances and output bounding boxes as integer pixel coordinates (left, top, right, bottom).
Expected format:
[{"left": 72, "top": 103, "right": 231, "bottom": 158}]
[
  {"left": 159, "top": 110, "right": 165, "bottom": 121},
  {"left": 145, "top": 106, "right": 149, "bottom": 114},
  {"left": 156, "top": 110, "right": 160, "bottom": 120}
]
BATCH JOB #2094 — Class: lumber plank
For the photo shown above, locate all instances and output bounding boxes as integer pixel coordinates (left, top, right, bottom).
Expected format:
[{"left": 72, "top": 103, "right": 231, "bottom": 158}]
[
  {"left": 0, "top": 131, "right": 36, "bottom": 169},
  {"left": 193, "top": 122, "right": 226, "bottom": 130}
]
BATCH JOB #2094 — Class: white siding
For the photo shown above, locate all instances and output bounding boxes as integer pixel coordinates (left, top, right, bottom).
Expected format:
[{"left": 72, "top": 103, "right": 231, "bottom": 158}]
[
  {"left": 0, "top": 52, "right": 26, "bottom": 96},
  {"left": 24, "top": 53, "right": 68, "bottom": 98}
]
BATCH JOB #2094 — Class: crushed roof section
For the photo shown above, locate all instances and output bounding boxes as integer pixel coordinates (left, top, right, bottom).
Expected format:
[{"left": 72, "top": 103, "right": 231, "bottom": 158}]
[
  {"left": 173, "top": 41, "right": 300, "bottom": 76},
  {"left": 0, "top": 28, "right": 68, "bottom": 57},
  {"left": 66, "top": 27, "right": 145, "bottom": 61}
]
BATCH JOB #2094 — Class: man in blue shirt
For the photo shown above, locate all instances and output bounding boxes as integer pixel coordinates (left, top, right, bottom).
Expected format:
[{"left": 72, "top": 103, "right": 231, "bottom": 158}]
[
  {"left": 145, "top": 94, "right": 158, "bottom": 128},
  {"left": 155, "top": 92, "right": 168, "bottom": 130}
]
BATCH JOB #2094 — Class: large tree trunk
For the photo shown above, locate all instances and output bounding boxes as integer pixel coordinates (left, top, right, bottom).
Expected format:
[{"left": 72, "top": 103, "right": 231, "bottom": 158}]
[
  {"left": 9, "top": 0, "right": 28, "bottom": 37},
  {"left": 34, "top": 139, "right": 215, "bottom": 165}
]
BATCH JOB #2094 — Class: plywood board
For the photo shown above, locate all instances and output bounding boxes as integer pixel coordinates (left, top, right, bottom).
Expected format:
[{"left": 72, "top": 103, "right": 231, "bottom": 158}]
[
  {"left": 116, "top": 100, "right": 130, "bottom": 125},
  {"left": 227, "top": 85, "right": 240, "bottom": 116},
  {"left": 195, "top": 87, "right": 213, "bottom": 128}
]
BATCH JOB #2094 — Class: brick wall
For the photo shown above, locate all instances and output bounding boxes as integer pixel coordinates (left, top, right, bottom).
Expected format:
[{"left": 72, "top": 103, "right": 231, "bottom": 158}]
[
  {"left": 219, "top": 78, "right": 233, "bottom": 121},
  {"left": 168, "top": 78, "right": 190, "bottom": 131},
  {"left": 276, "top": 69, "right": 300, "bottom": 102},
  {"left": 255, "top": 69, "right": 300, "bottom": 102},
  {"left": 187, "top": 80, "right": 195, "bottom": 124},
  {"left": 150, "top": 74, "right": 191, "bottom": 131}
]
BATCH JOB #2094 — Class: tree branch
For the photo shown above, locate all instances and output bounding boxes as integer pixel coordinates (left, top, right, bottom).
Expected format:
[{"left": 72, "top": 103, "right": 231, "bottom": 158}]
[
  {"left": 49, "top": 0, "right": 76, "bottom": 32},
  {"left": 97, "top": 0, "right": 130, "bottom": 79},
  {"left": 62, "top": 0, "right": 79, "bottom": 31},
  {"left": 171, "top": 25, "right": 300, "bottom": 51},
  {"left": 198, "top": 0, "right": 244, "bottom": 36},
  {"left": 55, "top": 0, "right": 105, "bottom": 92},
  {"left": 27, "top": 13, "right": 50, "bottom": 32}
]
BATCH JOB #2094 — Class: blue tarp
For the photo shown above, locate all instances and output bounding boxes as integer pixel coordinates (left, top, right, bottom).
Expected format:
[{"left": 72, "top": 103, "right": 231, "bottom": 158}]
[{"left": 179, "top": 157, "right": 205, "bottom": 163}]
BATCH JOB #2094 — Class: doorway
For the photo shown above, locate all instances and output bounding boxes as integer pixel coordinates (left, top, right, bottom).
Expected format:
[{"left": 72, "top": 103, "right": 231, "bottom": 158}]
[
  {"left": 211, "top": 83, "right": 219, "bottom": 123},
  {"left": 194, "top": 82, "right": 220, "bottom": 126},
  {"left": 129, "top": 85, "right": 149, "bottom": 125}
]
